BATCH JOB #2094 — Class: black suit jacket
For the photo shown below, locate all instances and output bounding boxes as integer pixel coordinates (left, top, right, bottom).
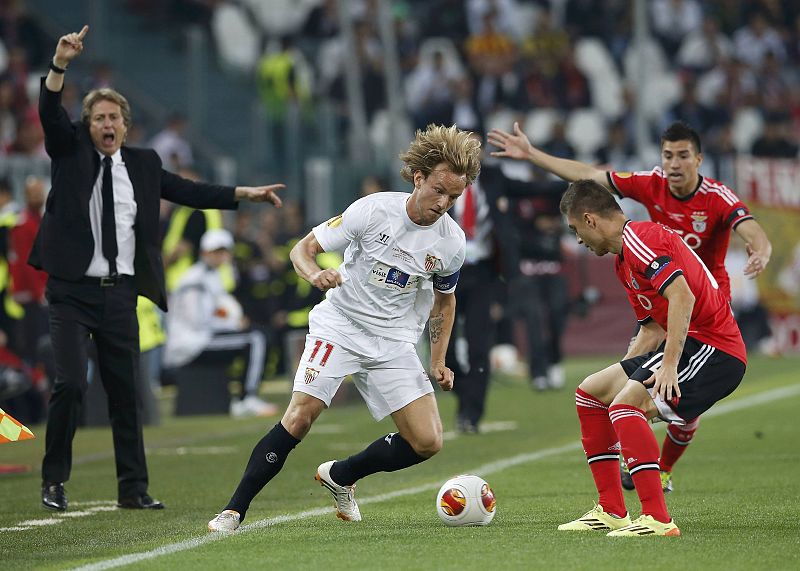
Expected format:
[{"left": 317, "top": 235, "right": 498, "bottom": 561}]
[{"left": 29, "top": 79, "right": 238, "bottom": 310}]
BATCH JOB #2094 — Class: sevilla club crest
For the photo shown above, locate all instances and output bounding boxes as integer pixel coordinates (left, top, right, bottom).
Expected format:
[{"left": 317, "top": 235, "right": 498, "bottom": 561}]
[
  {"left": 304, "top": 367, "right": 319, "bottom": 384},
  {"left": 424, "top": 254, "right": 443, "bottom": 272}
]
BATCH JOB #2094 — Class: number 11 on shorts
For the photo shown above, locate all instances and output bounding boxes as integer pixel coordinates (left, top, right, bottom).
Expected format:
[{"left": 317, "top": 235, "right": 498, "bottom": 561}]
[{"left": 309, "top": 339, "right": 334, "bottom": 367}]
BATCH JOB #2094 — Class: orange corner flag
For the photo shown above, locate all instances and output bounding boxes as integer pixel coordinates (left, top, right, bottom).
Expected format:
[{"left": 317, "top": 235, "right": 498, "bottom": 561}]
[{"left": 0, "top": 407, "right": 35, "bottom": 443}]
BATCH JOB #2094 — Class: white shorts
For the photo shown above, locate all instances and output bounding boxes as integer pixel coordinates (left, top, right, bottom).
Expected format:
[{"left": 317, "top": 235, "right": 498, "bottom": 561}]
[{"left": 292, "top": 301, "right": 433, "bottom": 421}]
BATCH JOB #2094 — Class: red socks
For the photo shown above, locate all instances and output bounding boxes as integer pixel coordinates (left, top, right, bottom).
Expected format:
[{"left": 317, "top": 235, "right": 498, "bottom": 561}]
[
  {"left": 660, "top": 417, "right": 700, "bottom": 472},
  {"left": 609, "top": 404, "right": 670, "bottom": 523},
  {"left": 575, "top": 389, "right": 626, "bottom": 518}
]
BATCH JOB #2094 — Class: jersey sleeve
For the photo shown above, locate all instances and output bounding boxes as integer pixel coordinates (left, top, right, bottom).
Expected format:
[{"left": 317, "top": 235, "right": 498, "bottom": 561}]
[
  {"left": 432, "top": 241, "right": 466, "bottom": 294},
  {"left": 607, "top": 168, "right": 661, "bottom": 202},
  {"left": 704, "top": 180, "right": 754, "bottom": 230},
  {"left": 623, "top": 224, "right": 684, "bottom": 296},
  {"left": 312, "top": 197, "right": 372, "bottom": 253}
]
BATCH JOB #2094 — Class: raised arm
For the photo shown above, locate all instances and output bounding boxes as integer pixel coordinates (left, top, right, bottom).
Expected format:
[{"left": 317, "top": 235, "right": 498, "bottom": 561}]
[
  {"left": 428, "top": 289, "right": 456, "bottom": 391},
  {"left": 45, "top": 25, "right": 88, "bottom": 93},
  {"left": 734, "top": 219, "right": 772, "bottom": 279},
  {"left": 487, "top": 121, "right": 609, "bottom": 188}
]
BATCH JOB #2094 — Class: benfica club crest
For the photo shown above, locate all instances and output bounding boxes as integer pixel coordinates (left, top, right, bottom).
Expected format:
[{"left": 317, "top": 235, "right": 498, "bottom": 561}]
[
  {"left": 304, "top": 367, "right": 319, "bottom": 384},
  {"left": 691, "top": 213, "right": 708, "bottom": 233},
  {"left": 424, "top": 254, "right": 443, "bottom": 272}
]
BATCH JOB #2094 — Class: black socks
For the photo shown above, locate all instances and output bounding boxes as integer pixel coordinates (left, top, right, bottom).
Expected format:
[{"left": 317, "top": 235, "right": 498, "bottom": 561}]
[
  {"left": 225, "top": 422, "right": 300, "bottom": 520},
  {"left": 329, "top": 432, "right": 427, "bottom": 487}
]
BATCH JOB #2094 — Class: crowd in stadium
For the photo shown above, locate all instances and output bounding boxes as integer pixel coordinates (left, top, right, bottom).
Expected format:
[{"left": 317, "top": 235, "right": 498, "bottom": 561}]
[{"left": 0, "top": 0, "right": 794, "bottom": 428}]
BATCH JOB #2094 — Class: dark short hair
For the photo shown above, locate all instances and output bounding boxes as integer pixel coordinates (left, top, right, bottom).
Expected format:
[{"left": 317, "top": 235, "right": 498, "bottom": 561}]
[
  {"left": 661, "top": 121, "right": 701, "bottom": 154},
  {"left": 560, "top": 179, "right": 623, "bottom": 218}
]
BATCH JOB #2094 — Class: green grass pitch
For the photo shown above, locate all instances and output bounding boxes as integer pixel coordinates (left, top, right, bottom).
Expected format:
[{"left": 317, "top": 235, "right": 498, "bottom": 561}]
[{"left": 1, "top": 354, "right": 798, "bottom": 570}]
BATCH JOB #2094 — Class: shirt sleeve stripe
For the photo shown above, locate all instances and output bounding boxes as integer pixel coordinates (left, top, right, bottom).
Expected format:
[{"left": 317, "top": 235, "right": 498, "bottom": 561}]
[
  {"left": 731, "top": 215, "right": 754, "bottom": 230},
  {"left": 657, "top": 269, "right": 684, "bottom": 295},
  {"left": 622, "top": 226, "right": 657, "bottom": 263},
  {"left": 607, "top": 172, "right": 623, "bottom": 197}
]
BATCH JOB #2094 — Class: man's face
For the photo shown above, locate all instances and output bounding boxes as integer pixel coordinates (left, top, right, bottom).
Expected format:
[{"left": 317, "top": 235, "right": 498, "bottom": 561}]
[
  {"left": 203, "top": 248, "right": 231, "bottom": 268},
  {"left": 24, "top": 179, "right": 45, "bottom": 211},
  {"left": 661, "top": 139, "right": 702, "bottom": 194},
  {"left": 89, "top": 99, "right": 127, "bottom": 156},
  {"left": 409, "top": 163, "right": 467, "bottom": 225},
  {"left": 567, "top": 212, "right": 608, "bottom": 256}
]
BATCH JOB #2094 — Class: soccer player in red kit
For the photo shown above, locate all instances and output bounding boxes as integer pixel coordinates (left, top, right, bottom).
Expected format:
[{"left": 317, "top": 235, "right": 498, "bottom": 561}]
[
  {"left": 488, "top": 121, "right": 770, "bottom": 492},
  {"left": 555, "top": 180, "right": 746, "bottom": 536}
]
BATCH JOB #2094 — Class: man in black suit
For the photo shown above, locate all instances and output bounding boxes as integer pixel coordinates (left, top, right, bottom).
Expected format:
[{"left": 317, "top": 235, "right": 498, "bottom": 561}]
[{"left": 33, "top": 26, "right": 285, "bottom": 511}]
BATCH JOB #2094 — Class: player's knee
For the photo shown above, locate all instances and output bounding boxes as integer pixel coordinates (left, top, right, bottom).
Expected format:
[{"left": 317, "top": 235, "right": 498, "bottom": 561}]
[
  {"left": 281, "top": 407, "right": 316, "bottom": 439},
  {"left": 409, "top": 432, "right": 442, "bottom": 458}
]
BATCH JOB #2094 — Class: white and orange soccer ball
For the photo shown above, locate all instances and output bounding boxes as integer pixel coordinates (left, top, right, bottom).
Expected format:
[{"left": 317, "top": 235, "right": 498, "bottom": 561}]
[{"left": 436, "top": 474, "right": 497, "bottom": 526}]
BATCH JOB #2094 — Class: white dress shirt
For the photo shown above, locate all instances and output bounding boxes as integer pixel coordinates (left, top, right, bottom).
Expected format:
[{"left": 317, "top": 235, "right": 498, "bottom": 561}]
[{"left": 85, "top": 149, "right": 137, "bottom": 277}]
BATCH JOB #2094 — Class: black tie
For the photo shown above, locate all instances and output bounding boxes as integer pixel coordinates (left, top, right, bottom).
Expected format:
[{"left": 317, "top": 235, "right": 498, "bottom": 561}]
[{"left": 101, "top": 156, "right": 118, "bottom": 275}]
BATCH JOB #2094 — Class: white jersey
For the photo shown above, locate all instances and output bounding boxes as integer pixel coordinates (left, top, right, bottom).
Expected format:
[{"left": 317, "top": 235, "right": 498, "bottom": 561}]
[{"left": 312, "top": 192, "right": 466, "bottom": 343}]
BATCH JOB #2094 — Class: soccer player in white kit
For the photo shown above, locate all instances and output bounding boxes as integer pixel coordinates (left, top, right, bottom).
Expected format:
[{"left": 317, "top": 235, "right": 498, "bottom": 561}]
[{"left": 209, "top": 125, "right": 482, "bottom": 531}]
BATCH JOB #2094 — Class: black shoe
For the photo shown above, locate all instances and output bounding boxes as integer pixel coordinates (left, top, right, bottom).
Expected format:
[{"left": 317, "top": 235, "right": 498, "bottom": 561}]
[
  {"left": 42, "top": 482, "right": 68, "bottom": 511},
  {"left": 456, "top": 418, "right": 479, "bottom": 434},
  {"left": 620, "top": 459, "right": 635, "bottom": 491},
  {"left": 117, "top": 494, "right": 165, "bottom": 510}
]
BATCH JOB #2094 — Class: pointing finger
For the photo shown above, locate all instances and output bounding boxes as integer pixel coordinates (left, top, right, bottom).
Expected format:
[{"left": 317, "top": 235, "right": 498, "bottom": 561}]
[{"left": 78, "top": 25, "right": 89, "bottom": 39}]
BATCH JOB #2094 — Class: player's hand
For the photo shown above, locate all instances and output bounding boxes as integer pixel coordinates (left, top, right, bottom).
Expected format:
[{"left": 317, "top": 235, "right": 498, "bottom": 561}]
[
  {"left": 310, "top": 268, "right": 342, "bottom": 291},
  {"left": 235, "top": 184, "right": 285, "bottom": 207},
  {"left": 743, "top": 244, "right": 769, "bottom": 278},
  {"left": 646, "top": 366, "right": 681, "bottom": 405},
  {"left": 430, "top": 362, "right": 454, "bottom": 391},
  {"left": 54, "top": 25, "right": 88, "bottom": 67},
  {"left": 487, "top": 121, "right": 534, "bottom": 161}
]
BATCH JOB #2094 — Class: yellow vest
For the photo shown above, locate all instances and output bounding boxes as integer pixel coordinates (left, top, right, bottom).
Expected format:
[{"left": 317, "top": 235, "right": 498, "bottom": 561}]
[
  {"left": 137, "top": 296, "right": 165, "bottom": 352},
  {"left": 0, "top": 210, "right": 23, "bottom": 320},
  {"left": 162, "top": 207, "right": 235, "bottom": 292}
]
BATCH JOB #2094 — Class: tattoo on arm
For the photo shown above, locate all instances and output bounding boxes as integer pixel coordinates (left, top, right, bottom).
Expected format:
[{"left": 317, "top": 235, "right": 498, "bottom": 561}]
[{"left": 430, "top": 312, "right": 444, "bottom": 344}]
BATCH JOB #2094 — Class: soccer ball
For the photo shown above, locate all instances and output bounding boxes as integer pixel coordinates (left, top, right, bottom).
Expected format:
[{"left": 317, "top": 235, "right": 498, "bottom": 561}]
[{"left": 436, "top": 474, "right": 496, "bottom": 526}]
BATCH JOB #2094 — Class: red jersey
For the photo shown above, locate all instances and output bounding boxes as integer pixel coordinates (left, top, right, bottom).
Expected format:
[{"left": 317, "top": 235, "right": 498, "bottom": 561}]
[
  {"left": 608, "top": 167, "right": 753, "bottom": 301},
  {"left": 615, "top": 221, "right": 746, "bottom": 364}
]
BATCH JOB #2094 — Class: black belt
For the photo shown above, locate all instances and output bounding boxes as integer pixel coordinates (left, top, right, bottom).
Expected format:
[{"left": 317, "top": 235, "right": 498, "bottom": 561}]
[{"left": 77, "top": 275, "right": 133, "bottom": 287}]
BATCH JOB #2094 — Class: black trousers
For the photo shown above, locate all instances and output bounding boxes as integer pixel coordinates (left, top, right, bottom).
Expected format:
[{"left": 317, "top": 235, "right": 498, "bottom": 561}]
[
  {"left": 509, "top": 273, "right": 568, "bottom": 379},
  {"left": 446, "top": 261, "right": 495, "bottom": 425},
  {"left": 42, "top": 276, "right": 148, "bottom": 498}
]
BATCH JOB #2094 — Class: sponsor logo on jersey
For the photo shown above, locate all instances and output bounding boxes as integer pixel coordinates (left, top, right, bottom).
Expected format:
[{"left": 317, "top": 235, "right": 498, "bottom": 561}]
[
  {"left": 375, "top": 232, "right": 390, "bottom": 245},
  {"left": 304, "top": 367, "right": 320, "bottom": 384},
  {"left": 392, "top": 247, "right": 414, "bottom": 264},
  {"left": 326, "top": 215, "right": 343, "bottom": 228},
  {"left": 691, "top": 213, "right": 708, "bottom": 233},
  {"left": 425, "top": 254, "right": 443, "bottom": 272},
  {"left": 631, "top": 276, "right": 640, "bottom": 290},
  {"left": 666, "top": 212, "right": 686, "bottom": 222},
  {"left": 368, "top": 262, "right": 420, "bottom": 291}
]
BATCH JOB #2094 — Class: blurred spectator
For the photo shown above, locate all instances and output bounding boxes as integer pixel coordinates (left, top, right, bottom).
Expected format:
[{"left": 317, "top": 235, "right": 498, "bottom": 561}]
[
  {"left": 0, "top": 0, "right": 49, "bottom": 67},
  {"left": 696, "top": 56, "right": 758, "bottom": 110},
  {"left": 256, "top": 36, "right": 312, "bottom": 120},
  {"left": 451, "top": 76, "right": 482, "bottom": 133},
  {"left": 5, "top": 114, "right": 44, "bottom": 157},
  {"left": 758, "top": 51, "right": 794, "bottom": 113},
  {"left": 302, "top": 0, "right": 340, "bottom": 39},
  {"left": 596, "top": 120, "right": 637, "bottom": 171},
  {"left": 733, "top": 10, "right": 786, "bottom": 68},
  {"left": 663, "top": 77, "right": 724, "bottom": 134},
  {"left": 0, "top": 78, "right": 17, "bottom": 150},
  {"left": 750, "top": 112, "right": 798, "bottom": 157},
  {"left": 83, "top": 61, "right": 114, "bottom": 91},
  {"left": 650, "top": 0, "right": 703, "bottom": 59},
  {"left": 500, "top": 170, "right": 569, "bottom": 391},
  {"left": 418, "top": 0, "right": 469, "bottom": 43},
  {"left": 405, "top": 49, "right": 461, "bottom": 130},
  {"left": 164, "top": 229, "right": 278, "bottom": 418},
  {"left": 8, "top": 176, "right": 47, "bottom": 365},
  {"left": 677, "top": 15, "right": 733, "bottom": 72},
  {"left": 359, "top": 174, "right": 387, "bottom": 197},
  {"left": 521, "top": 7, "right": 569, "bottom": 79},
  {"left": 149, "top": 113, "right": 193, "bottom": 170},
  {"left": 542, "top": 120, "right": 575, "bottom": 160},
  {"left": 467, "top": 0, "right": 520, "bottom": 39}
]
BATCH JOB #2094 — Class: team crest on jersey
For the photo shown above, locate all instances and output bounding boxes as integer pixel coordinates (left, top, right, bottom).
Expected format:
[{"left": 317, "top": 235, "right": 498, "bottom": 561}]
[
  {"left": 326, "top": 215, "right": 343, "bottom": 228},
  {"left": 425, "top": 254, "right": 443, "bottom": 272},
  {"left": 304, "top": 367, "right": 320, "bottom": 384},
  {"left": 691, "top": 213, "right": 708, "bottom": 233}
]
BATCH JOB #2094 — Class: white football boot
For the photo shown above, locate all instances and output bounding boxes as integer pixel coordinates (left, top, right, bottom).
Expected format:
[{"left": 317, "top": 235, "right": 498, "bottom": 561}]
[{"left": 315, "top": 461, "right": 362, "bottom": 522}]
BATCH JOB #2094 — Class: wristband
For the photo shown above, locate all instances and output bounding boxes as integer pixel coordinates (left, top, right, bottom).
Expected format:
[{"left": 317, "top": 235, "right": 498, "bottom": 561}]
[{"left": 49, "top": 60, "right": 67, "bottom": 74}]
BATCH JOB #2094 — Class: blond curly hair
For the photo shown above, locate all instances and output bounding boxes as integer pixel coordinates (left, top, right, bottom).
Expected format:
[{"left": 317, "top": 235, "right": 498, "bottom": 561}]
[{"left": 399, "top": 124, "right": 481, "bottom": 184}]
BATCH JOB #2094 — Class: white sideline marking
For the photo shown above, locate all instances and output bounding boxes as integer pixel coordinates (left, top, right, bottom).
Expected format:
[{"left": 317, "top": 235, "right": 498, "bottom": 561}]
[
  {"left": 1, "top": 502, "right": 120, "bottom": 531},
  {"left": 70, "top": 384, "right": 800, "bottom": 571}
]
